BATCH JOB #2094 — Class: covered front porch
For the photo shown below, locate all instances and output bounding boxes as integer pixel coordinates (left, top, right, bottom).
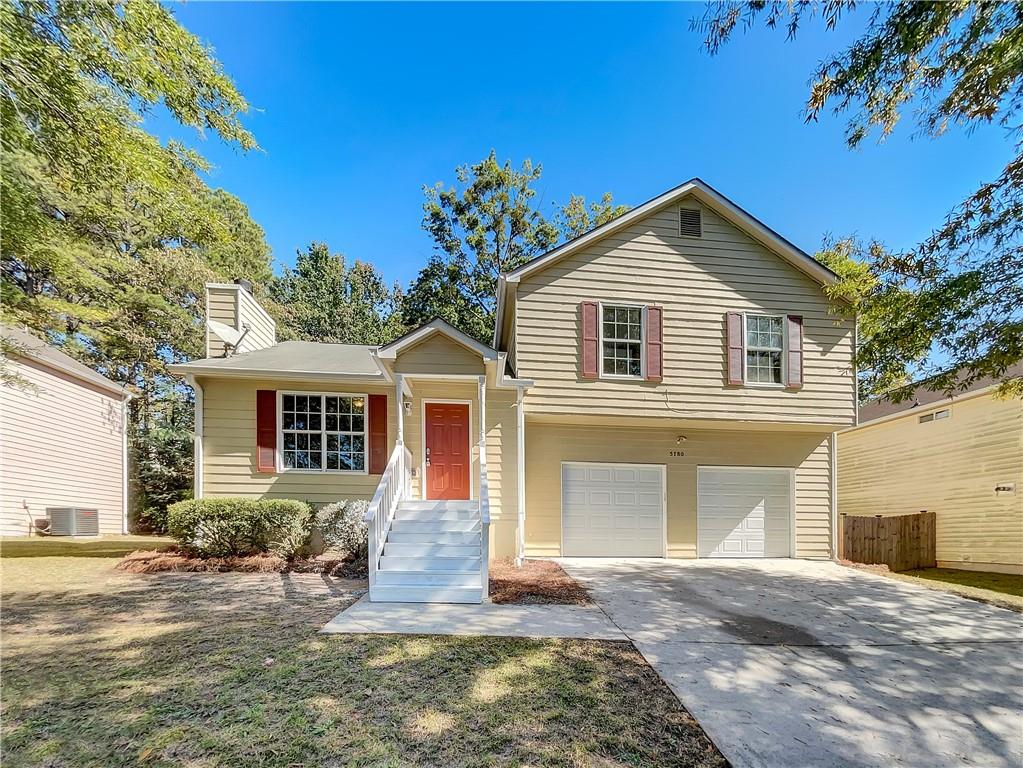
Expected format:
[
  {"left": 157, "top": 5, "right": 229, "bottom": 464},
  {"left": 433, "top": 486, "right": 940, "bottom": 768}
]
[{"left": 362, "top": 319, "right": 531, "bottom": 602}]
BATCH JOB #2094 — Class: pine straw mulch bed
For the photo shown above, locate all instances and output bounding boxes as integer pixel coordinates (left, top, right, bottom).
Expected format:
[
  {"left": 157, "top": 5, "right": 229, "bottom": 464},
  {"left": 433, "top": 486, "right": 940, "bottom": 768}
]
[
  {"left": 488, "top": 558, "right": 591, "bottom": 605},
  {"left": 118, "top": 547, "right": 368, "bottom": 579}
]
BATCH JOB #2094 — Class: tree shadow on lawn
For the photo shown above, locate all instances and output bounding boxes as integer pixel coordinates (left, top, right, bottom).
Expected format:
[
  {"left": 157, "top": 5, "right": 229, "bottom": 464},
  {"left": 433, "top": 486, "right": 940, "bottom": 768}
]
[
  {"left": 1, "top": 569, "right": 727, "bottom": 768},
  {"left": 566, "top": 559, "right": 1023, "bottom": 768}
]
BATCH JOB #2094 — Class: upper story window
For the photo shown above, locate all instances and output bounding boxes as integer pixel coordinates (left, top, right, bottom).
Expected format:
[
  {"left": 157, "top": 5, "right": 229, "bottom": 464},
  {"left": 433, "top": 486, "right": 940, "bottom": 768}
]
[
  {"left": 601, "top": 304, "right": 644, "bottom": 377},
  {"left": 745, "top": 314, "right": 784, "bottom": 384},
  {"left": 919, "top": 408, "right": 951, "bottom": 423},
  {"left": 280, "top": 393, "right": 366, "bottom": 472}
]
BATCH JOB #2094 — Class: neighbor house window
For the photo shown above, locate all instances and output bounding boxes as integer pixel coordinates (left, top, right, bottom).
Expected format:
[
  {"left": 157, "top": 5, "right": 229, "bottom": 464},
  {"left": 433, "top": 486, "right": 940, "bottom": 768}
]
[
  {"left": 745, "top": 315, "right": 784, "bottom": 384},
  {"left": 280, "top": 393, "right": 366, "bottom": 472},
  {"left": 601, "top": 304, "right": 643, "bottom": 377}
]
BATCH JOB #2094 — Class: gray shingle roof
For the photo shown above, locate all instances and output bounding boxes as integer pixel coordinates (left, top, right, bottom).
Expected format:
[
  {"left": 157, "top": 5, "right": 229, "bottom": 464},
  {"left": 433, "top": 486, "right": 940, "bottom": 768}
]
[
  {"left": 858, "top": 360, "right": 1023, "bottom": 423},
  {"left": 173, "top": 340, "right": 382, "bottom": 377}
]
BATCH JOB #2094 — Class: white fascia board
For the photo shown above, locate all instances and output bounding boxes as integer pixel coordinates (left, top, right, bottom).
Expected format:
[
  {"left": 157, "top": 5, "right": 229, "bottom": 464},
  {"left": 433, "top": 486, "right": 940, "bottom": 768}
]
[
  {"left": 377, "top": 318, "right": 498, "bottom": 361},
  {"left": 504, "top": 179, "right": 838, "bottom": 288},
  {"left": 495, "top": 352, "right": 534, "bottom": 390},
  {"left": 492, "top": 276, "right": 507, "bottom": 349},
  {"left": 369, "top": 351, "right": 395, "bottom": 383},
  {"left": 167, "top": 364, "right": 386, "bottom": 384}
]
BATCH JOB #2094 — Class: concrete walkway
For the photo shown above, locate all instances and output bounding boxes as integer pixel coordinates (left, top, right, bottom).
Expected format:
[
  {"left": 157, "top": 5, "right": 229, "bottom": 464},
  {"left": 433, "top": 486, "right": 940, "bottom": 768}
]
[
  {"left": 560, "top": 558, "right": 1023, "bottom": 768},
  {"left": 321, "top": 595, "right": 626, "bottom": 640}
]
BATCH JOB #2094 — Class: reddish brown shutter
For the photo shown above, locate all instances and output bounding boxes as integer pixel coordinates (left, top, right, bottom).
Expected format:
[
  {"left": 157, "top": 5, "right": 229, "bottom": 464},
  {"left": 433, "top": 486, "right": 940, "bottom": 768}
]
[
  {"left": 725, "top": 312, "right": 744, "bottom": 385},
  {"left": 580, "top": 301, "right": 598, "bottom": 379},
  {"left": 645, "top": 306, "right": 663, "bottom": 381},
  {"left": 368, "top": 394, "right": 388, "bottom": 474},
  {"left": 255, "top": 390, "right": 277, "bottom": 473},
  {"left": 786, "top": 315, "right": 804, "bottom": 388}
]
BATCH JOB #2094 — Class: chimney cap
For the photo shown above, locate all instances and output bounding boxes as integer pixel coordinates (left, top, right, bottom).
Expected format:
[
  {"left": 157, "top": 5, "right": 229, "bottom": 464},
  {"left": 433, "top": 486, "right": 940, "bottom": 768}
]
[{"left": 234, "top": 278, "right": 253, "bottom": 293}]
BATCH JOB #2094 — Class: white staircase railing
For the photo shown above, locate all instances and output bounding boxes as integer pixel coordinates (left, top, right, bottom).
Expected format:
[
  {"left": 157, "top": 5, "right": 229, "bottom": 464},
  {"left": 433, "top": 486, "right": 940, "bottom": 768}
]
[
  {"left": 364, "top": 444, "right": 411, "bottom": 591},
  {"left": 478, "top": 440, "right": 491, "bottom": 600}
]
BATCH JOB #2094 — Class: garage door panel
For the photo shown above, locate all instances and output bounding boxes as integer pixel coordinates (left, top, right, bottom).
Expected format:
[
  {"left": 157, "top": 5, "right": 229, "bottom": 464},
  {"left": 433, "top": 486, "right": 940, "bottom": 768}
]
[
  {"left": 698, "top": 467, "right": 792, "bottom": 558},
  {"left": 563, "top": 463, "right": 664, "bottom": 557}
]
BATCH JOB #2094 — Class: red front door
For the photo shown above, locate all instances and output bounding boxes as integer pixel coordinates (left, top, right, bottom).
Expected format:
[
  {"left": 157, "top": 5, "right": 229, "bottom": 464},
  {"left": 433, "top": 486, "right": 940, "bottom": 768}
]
[{"left": 425, "top": 402, "right": 471, "bottom": 500}]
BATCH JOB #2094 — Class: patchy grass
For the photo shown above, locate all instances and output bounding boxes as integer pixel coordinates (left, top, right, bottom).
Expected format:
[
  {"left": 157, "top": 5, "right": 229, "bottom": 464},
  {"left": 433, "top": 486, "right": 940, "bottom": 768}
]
[
  {"left": 890, "top": 567, "right": 1023, "bottom": 612},
  {"left": 0, "top": 534, "right": 174, "bottom": 559},
  {"left": 1, "top": 555, "right": 726, "bottom": 767},
  {"left": 490, "top": 558, "right": 591, "bottom": 605}
]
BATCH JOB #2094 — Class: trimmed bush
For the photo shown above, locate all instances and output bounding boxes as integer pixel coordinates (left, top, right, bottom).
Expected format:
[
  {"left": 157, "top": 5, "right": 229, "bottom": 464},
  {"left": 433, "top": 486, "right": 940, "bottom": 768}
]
[
  {"left": 167, "top": 498, "right": 312, "bottom": 559},
  {"left": 316, "top": 499, "right": 370, "bottom": 560}
]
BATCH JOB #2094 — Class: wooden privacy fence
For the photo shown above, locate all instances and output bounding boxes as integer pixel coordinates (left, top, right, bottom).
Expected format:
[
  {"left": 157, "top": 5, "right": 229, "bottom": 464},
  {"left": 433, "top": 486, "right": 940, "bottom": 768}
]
[{"left": 839, "top": 511, "right": 937, "bottom": 572}]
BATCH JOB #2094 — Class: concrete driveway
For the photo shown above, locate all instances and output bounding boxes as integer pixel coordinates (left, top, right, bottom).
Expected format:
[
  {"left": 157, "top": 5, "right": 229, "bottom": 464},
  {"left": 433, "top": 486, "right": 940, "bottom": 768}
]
[{"left": 560, "top": 558, "right": 1023, "bottom": 768}]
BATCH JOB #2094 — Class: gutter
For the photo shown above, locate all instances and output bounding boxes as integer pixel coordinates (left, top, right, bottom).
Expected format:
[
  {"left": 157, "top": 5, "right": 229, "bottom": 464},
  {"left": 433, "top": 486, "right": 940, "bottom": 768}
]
[{"left": 167, "top": 364, "right": 387, "bottom": 384}]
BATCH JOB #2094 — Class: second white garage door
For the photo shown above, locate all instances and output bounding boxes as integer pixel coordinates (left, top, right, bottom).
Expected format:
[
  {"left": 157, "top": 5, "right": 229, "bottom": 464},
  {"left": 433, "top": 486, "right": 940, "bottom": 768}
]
[
  {"left": 562, "top": 463, "right": 665, "bottom": 557},
  {"left": 697, "top": 467, "right": 793, "bottom": 558}
]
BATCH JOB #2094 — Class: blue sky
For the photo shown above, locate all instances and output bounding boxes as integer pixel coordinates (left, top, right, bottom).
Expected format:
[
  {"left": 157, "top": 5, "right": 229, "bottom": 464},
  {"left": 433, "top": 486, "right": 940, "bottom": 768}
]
[{"left": 154, "top": 2, "right": 1010, "bottom": 288}]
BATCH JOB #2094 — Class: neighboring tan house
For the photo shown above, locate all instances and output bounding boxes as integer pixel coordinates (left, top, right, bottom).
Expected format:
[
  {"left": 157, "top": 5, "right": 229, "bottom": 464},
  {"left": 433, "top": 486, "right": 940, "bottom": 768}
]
[
  {"left": 169, "top": 179, "right": 856, "bottom": 602},
  {"left": 1, "top": 325, "right": 132, "bottom": 537},
  {"left": 838, "top": 364, "right": 1023, "bottom": 575}
]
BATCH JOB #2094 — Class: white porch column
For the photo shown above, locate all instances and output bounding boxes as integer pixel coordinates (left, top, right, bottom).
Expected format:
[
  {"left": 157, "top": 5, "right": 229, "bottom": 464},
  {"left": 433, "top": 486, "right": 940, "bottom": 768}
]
[
  {"left": 477, "top": 375, "right": 487, "bottom": 447},
  {"left": 395, "top": 373, "right": 404, "bottom": 445}
]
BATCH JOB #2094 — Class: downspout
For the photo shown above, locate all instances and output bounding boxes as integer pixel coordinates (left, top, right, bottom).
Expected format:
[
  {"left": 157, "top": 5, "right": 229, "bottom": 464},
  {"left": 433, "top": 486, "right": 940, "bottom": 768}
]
[
  {"left": 516, "top": 385, "right": 526, "bottom": 566},
  {"left": 831, "top": 431, "right": 838, "bottom": 560},
  {"left": 187, "top": 374, "right": 204, "bottom": 500}
]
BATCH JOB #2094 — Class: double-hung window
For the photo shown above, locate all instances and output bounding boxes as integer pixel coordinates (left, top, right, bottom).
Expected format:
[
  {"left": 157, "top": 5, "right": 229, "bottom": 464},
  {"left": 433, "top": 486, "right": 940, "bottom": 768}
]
[
  {"left": 600, "top": 304, "right": 644, "bottom": 377},
  {"left": 280, "top": 393, "right": 366, "bottom": 472},
  {"left": 745, "top": 315, "right": 784, "bottom": 385}
]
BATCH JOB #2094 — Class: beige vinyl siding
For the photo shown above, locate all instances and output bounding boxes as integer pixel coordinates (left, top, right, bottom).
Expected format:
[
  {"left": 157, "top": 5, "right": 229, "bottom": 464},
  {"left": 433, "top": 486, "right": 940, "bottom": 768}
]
[
  {"left": 199, "top": 374, "right": 520, "bottom": 559},
  {"left": 200, "top": 377, "right": 395, "bottom": 504},
  {"left": 839, "top": 393, "right": 1023, "bottom": 572},
  {"left": 402, "top": 379, "right": 519, "bottom": 559},
  {"left": 1, "top": 357, "right": 126, "bottom": 536},
  {"left": 524, "top": 421, "right": 833, "bottom": 559},
  {"left": 205, "top": 285, "right": 276, "bottom": 358},
  {"left": 206, "top": 286, "right": 237, "bottom": 358},
  {"left": 393, "top": 334, "right": 485, "bottom": 376},
  {"left": 237, "top": 289, "right": 276, "bottom": 352},
  {"left": 514, "top": 200, "right": 855, "bottom": 426}
]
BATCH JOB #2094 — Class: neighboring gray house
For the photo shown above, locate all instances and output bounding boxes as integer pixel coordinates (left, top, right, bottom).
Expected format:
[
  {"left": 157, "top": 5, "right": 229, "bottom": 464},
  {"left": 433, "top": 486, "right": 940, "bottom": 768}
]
[{"left": 1, "top": 325, "right": 131, "bottom": 537}]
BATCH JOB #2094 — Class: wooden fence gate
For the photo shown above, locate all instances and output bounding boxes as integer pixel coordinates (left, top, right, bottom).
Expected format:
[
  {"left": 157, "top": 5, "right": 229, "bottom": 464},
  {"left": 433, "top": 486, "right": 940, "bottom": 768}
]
[{"left": 839, "top": 511, "right": 937, "bottom": 572}]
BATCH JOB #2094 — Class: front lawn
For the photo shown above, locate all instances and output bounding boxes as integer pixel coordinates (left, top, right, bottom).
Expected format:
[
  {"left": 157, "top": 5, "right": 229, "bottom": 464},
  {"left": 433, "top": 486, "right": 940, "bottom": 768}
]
[
  {"left": 1, "top": 553, "right": 725, "bottom": 767},
  {"left": 0, "top": 534, "right": 174, "bottom": 558},
  {"left": 890, "top": 567, "right": 1023, "bottom": 612}
]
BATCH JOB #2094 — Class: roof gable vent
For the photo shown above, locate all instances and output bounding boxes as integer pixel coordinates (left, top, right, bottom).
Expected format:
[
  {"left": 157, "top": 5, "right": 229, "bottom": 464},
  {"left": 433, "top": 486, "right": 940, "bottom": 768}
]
[{"left": 679, "top": 207, "right": 702, "bottom": 238}]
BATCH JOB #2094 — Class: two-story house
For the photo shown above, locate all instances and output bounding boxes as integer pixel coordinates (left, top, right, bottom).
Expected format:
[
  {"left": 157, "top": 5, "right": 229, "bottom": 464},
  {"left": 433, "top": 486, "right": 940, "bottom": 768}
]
[{"left": 170, "top": 179, "right": 856, "bottom": 602}]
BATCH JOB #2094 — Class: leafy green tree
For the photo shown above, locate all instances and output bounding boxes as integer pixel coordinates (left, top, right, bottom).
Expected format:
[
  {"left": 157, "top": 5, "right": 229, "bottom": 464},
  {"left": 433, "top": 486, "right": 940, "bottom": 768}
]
[
  {"left": 1, "top": 0, "right": 272, "bottom": 527},
  {"left": 406, "top": 151, "right": 560, "bottom": 341},
  {"left": 815, "top": 238, "right": 918, "bottom": 399},
  {"left": 271, "top": 243, "right": 406, "bottom": 345},
  {"left": 406, "top": 151, "right": 629, "bottom": 341},
  {"left": 699, "top": 1, "right": 1023, "bottom": 398},
  {"left": 557, "top": 192, "right": 630, "bottom": 240}
]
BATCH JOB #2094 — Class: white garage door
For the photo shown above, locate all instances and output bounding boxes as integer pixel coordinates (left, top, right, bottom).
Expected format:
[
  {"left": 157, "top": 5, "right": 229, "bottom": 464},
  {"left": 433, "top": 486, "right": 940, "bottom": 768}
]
[
  {"left": 562, "top": 463, "right": 664, "bottom": 557},
  {"left": 697, "top": 467, "right": 793, "bottom": 558}
]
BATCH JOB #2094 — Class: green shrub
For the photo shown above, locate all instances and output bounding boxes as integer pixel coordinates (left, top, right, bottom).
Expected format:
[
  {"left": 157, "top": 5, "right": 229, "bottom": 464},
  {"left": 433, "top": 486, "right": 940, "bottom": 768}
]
[
  {"left": 315, "top": 499, "right": 370, "bottom": 560},
  {"left": 167, "top": 498, "right": 312, "bottom": 559}
]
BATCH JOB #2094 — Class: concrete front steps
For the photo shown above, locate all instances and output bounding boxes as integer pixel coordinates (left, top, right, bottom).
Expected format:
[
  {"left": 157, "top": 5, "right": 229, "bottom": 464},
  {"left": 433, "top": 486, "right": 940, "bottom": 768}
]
[{"left": 369, "top": 500, "right": 484, "bottom": 603}]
